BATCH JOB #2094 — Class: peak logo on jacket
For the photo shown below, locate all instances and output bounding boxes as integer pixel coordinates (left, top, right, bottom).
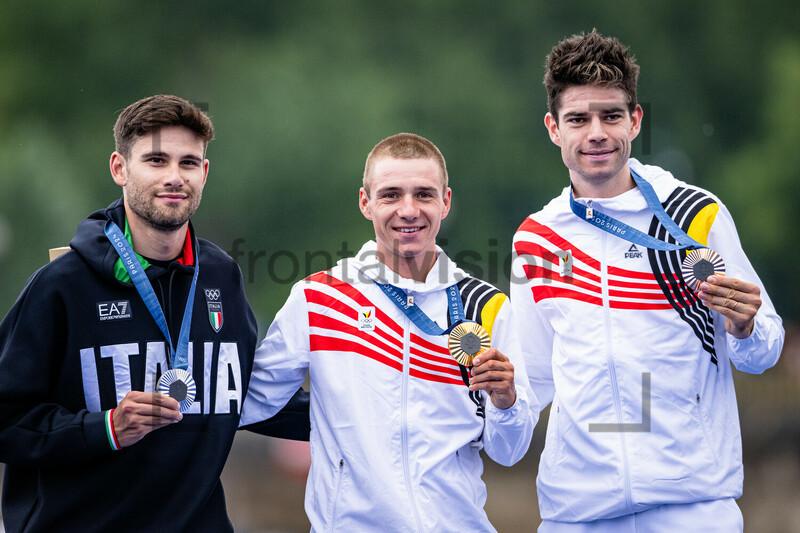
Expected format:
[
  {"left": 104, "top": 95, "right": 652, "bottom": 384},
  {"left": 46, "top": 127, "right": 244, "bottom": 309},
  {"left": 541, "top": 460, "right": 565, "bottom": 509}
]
[
  {"left": 625, "top": 245, "right": 643, "bottom": 259},
  {"left": 79, "top": 341, "right": 243, "bottom": 415},
  {"left": 204, "top": 288, "right": 224, "bottom": 332}
]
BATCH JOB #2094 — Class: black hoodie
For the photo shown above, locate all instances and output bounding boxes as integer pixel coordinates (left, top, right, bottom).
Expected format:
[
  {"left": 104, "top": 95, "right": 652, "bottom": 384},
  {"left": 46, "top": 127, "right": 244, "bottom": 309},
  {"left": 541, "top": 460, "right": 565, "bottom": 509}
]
[{"left": 0, "top": 199, "right": 306, "bottom": 532}]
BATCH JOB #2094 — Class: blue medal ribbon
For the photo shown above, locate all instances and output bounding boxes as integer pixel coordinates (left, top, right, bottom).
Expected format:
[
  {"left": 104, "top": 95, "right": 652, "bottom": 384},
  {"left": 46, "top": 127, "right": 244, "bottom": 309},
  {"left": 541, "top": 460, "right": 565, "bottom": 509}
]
[
  {"left": 105, "top": 220, "right": 198, "bottom": 371},
  {"left": 569, "top": 168, "right": 706, "bottom": 252},
  {"left": 375, "top": 282, "right": 463, "bottom": 336}
]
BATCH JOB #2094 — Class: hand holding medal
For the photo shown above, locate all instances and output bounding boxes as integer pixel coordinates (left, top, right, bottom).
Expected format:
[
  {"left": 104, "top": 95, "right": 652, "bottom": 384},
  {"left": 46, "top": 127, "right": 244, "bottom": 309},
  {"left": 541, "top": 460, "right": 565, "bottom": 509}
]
[
  {"left": 697, "top": 274, "right": 762, "bottom": 339},
  {"left": 112, "top": 390, "right": 183, "bottom": 448},
  {"left": 465, "top": 343, "right": 518, "bottom": 411},
  {"left": 448, "top": 321, "right": 517, "bottom": 410},
  {"left": 106, "top": 220, "right": 199, "bottom": 414},
  {"left": 157, "top": 369, "right": 197, "bottom": 412}
]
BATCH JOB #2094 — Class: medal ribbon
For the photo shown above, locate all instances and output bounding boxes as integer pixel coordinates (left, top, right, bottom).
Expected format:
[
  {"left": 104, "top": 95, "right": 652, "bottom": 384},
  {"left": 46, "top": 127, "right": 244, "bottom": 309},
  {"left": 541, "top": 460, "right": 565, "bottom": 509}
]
[
  {"left": 375, "top": 282, "right": 464, "bottom": 335},
  {"left": 569, "top": 169, "right": 706, "bottom": 252},
  {"left": 105, "top": 220, "right": 198, "bottom": 371}
]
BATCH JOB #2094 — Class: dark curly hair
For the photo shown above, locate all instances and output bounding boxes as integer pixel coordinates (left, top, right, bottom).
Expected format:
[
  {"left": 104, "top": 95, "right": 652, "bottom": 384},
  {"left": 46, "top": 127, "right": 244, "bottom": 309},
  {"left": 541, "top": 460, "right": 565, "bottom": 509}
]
[{"left": 544, "top": 29, "right": 640, "bottom": 121}]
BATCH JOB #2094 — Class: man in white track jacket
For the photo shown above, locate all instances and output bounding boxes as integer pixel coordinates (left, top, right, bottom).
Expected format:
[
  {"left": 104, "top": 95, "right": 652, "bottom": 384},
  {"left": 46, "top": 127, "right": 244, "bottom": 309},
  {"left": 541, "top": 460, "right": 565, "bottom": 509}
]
[
  {"left": 512, "top": 31, "right": 784, "bottom": 532},
  {"left": 243, "top": 133, "right": 537, "bottom": 532}
]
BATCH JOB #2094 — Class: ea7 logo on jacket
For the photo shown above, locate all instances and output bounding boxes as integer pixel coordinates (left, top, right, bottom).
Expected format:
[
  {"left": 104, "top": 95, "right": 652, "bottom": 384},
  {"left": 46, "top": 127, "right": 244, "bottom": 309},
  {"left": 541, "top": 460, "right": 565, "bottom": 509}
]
[
  {"left": 204, "top": 288, "right": 223, "bottom": 332},
  {"left": 97, "top": 300, "right": 132, "bottom": 321}
]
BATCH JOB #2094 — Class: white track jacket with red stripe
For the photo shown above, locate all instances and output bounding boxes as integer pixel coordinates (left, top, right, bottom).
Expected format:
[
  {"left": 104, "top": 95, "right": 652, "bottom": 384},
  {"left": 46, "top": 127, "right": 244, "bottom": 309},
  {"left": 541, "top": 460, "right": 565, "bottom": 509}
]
[
  {"left": 511, "top": 158, "right": 784, "bottom": 522},
  {"left": 242, "top": 241, "right": 537, "bottom": 532}
]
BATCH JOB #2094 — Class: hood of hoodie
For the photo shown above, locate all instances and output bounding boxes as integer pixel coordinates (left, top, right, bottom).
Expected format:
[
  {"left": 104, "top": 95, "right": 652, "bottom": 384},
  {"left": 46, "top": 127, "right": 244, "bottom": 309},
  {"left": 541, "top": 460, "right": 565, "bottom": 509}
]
[
  {"left": 69, "top": 198, "right": 196, "bottom": 284},
  {"left": 339, "top": 241, "right": 468, "bottom": 294}
]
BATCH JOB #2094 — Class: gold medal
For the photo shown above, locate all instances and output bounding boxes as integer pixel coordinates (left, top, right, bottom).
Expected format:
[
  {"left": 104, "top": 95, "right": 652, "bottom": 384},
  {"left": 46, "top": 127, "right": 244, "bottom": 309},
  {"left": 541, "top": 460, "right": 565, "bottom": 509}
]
[
  {"left": 448, "top": 322, "right": 490, "bottom": 367},
  {"left": 681, "top": 248, "right": 726, "bottom": 291}
]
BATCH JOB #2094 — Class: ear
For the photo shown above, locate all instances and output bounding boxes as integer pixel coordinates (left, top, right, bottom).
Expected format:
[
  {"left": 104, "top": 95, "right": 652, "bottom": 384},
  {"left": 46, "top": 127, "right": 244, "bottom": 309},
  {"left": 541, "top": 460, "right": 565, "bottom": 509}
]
[
  {"left": 110, "top": 152, "right": 127, "bottom": 186},
  {"left": 359, "top": 187, "right": 372, "bottom": 220},
  {"left": 544, "top": 113, "right": 561, "bottom": 146},
  {"left": 628, "top": 104, "right": 644, "bottom": 141},
  {"left": 202, "top": 159, "right": 209, "bottom": 185},
  {"left": 441, "top": 187, "right": 452, "bottom": 219}
]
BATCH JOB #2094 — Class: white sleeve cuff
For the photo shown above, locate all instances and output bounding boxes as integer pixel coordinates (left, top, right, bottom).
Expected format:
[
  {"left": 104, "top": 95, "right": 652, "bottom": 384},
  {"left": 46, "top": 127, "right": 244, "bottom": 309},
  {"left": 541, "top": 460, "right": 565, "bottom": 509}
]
[{"left": 485, "top": 385, "right": 529, "bottom": 421}]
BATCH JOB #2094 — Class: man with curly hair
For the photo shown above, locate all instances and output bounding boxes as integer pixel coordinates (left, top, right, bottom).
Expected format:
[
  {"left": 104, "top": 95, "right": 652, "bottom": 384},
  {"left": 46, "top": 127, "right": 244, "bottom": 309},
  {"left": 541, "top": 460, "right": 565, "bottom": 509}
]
[{"left": 512, "top": 30, "right": 784, "bottom": 532}]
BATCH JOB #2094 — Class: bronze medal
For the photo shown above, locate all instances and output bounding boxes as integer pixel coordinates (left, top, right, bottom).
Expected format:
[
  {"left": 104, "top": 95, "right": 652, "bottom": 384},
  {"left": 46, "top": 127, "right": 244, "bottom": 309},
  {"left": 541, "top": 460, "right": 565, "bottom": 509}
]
[{"left": 681, "top": 248, "right": 726, "bottom": 291}]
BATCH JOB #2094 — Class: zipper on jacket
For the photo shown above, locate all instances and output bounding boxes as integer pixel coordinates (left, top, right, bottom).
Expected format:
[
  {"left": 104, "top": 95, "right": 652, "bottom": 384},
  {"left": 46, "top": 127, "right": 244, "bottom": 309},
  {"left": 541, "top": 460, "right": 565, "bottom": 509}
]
[
  {"left": 455, "top": 448, "right": 479, "bottom": 503},
  {"left": 600, "top": 231, "right": 634, "bottom": 514},
  {"left": 695, "top": 394, "right": 719, "bottom": 469},
  {"left": 327, "top": 458, "right": 345, "bottom": 533},
  {"left": 401, "top": 315, "right": 424, "bottom": 533}
]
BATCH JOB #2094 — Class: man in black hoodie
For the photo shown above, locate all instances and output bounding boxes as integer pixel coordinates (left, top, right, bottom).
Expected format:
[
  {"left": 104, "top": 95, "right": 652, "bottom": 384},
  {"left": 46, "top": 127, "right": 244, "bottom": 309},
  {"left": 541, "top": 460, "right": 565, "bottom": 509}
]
[{"left": 0, "top": 95, "right": 307, "bottom": 532}]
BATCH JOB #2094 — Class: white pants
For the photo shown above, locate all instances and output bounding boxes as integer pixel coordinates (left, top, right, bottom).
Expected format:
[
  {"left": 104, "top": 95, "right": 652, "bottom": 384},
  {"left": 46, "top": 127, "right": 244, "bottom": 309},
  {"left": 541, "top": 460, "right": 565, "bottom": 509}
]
[{"left": 539, "top": 498, "right": 743, "bottom": 533}]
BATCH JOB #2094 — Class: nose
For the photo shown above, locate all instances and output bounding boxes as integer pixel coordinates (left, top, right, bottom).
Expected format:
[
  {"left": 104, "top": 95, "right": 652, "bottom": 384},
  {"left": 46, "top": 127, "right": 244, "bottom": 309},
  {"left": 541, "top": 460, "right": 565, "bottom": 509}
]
[
  {"left": 587, "top": 116, "right": 607, "bottom": 142},
  {"left": 397, "top": 194, "right": 419, "bottom": 219},
  {"left": 162, "top": 162, "right": 184, "bottom": 188}
]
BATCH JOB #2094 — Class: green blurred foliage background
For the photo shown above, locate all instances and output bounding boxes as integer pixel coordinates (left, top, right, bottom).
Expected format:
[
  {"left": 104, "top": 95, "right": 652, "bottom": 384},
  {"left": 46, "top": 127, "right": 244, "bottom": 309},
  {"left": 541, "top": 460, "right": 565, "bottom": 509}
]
[
  {"left": 1, "top": 1, "right": 798, "bottom": 531},
  {"left": 1, "top": 1, "right": 797, "bottom": 324}
]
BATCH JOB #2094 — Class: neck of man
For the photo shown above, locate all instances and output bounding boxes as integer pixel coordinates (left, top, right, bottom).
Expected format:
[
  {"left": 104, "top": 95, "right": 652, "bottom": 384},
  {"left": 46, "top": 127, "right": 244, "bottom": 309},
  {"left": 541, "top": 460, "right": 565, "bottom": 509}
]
[
  {"left": 570, "top": 166, "right": 636, "bottom": 199},
  {"left": 381, "top": 251, "right": 438, "bottom": 283},
  {"left": 125, "top": 209, "right": 188, "bottom": 261}
]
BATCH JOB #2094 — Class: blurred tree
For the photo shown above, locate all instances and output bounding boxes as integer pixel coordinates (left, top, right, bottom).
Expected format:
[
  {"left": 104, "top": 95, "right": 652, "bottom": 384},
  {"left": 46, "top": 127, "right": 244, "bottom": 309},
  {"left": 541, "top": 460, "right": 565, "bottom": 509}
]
[
  {"left": 1, "top": 1, "right": 797, "bottom": 323},
  {"left": 715, "top": 39, "right": 800, "bottom": 318}
]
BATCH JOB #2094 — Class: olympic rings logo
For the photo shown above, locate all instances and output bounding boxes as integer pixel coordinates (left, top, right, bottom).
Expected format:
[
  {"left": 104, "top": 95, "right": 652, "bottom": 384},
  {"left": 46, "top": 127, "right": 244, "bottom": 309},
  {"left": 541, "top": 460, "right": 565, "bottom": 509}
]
[{"left": 204, "top": 289, "right": 221, "bottom": 300}]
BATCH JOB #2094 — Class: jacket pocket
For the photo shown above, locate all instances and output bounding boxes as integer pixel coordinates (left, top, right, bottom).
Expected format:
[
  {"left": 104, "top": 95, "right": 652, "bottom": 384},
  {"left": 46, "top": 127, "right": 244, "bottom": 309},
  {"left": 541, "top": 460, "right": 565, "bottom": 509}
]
[
  {"left": 545, "top": 400, "right": 564, "bottom": 476},
  {"left": 455, "top": 444, "right": 481, "bottom": 504},
  {"left": 326, "top": 458, "right": 345, "bottom": 533},
  {"left": 694, "top": 394, "right": 719, "bottom": 470}
]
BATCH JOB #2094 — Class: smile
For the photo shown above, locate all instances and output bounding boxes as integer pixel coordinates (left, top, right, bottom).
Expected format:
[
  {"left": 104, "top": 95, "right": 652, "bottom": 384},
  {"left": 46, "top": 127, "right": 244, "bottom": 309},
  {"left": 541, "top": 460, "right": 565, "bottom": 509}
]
[
  {"left": 157, "top": 194, "right": 187, "bottom": 201},
  {"left": 395, "top": 227, "right": 422, "bottom": 233},
  {"left": 581, "top": 149, "right": 616, "bottom": 157}
]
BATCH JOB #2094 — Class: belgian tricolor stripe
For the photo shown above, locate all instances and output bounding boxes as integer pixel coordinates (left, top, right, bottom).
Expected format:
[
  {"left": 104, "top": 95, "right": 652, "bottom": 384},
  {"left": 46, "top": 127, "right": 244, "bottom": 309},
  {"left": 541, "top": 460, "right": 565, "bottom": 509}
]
[
  {"left": 515, "top": 221, "right": 678, "bottom": 310},
  {"left": 303, "top": 272, "right": 464, "bottom": 385},
  {"left": 646, "top": 186, "right": 719, "bottom": 364}
]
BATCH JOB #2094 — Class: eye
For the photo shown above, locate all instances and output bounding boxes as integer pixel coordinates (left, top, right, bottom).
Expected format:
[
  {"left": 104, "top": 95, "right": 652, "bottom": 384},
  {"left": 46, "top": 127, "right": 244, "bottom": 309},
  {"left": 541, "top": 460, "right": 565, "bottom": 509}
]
[
  {"left": 181, "top": 159, "right": 200, "bottom": 167},
  {"left": 147, "top": 156, "right": 166, "bottom": 164},
  {"left": 566, "top": 117, "right": 586, "bottom": 124},
  {"left": 605, "top": 113, "right": 623, "bottom": 121}
]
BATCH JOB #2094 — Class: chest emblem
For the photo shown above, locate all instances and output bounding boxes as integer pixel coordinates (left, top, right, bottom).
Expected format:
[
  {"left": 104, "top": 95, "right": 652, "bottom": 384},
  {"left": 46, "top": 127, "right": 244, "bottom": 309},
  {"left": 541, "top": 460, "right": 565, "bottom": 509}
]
[
  {"left": 554, "top": 250, "right": 573, "bottom": 277},
  {"left": 358, "top": 306, "right": 376, "bottom": 331},
  {"left": 625, "top": 244, "right": 643, "bottom": 259},
  {"left": 97, "top": 300, "right": 132, "bottom": 321},
  {"left": 204, "top": 288, "right": 224, "bottom": 332}
]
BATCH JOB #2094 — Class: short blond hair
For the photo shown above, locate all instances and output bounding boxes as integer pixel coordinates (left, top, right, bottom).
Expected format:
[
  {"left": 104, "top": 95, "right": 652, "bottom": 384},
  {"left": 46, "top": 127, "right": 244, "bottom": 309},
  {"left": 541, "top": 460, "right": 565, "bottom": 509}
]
[{"left": 362, "top": 133, "right": 448, "bottom": 196}]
